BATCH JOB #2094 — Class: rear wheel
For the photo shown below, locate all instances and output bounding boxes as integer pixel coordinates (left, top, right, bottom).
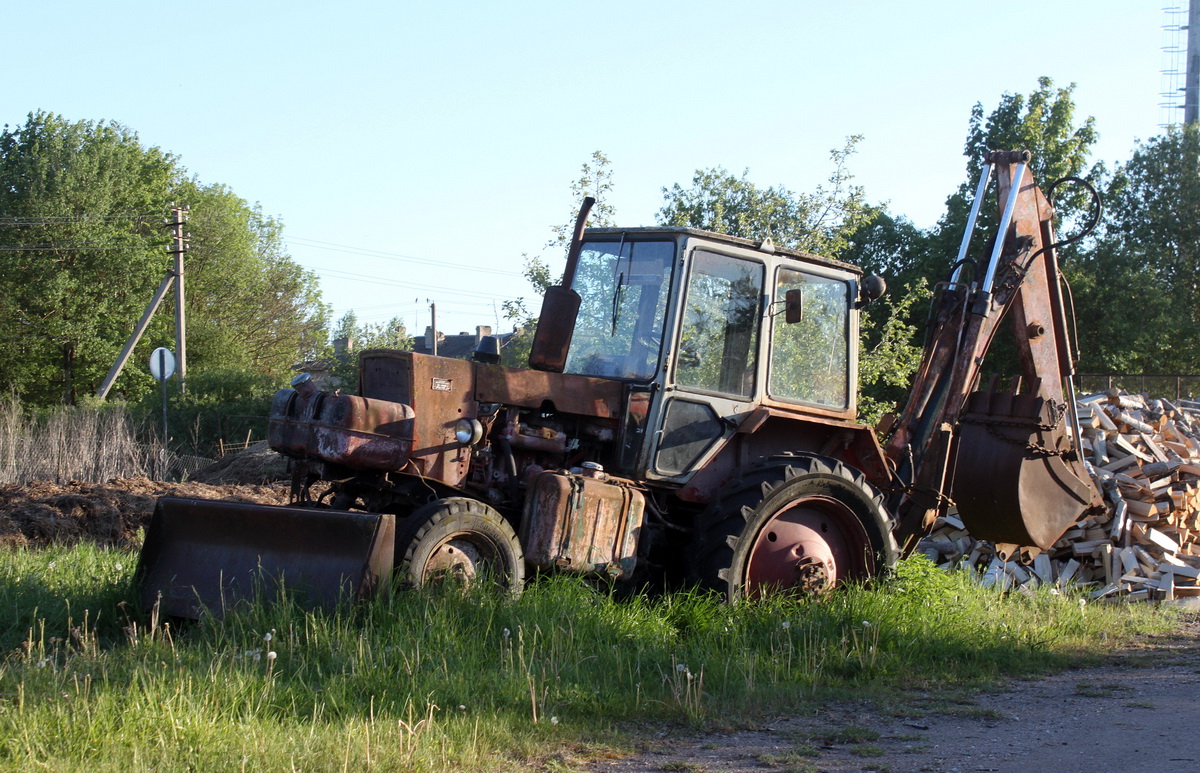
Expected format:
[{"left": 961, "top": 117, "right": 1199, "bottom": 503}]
[
  {"left": 395, "top": 498, "right": 525, "bottom": 594},
  {"left": 694, "top": 454, "right": 897, "bottom": 601}
]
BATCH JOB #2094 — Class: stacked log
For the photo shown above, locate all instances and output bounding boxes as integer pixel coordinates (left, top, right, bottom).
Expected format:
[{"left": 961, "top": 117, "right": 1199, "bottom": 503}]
[{"left": 920, "top": 389, "right": 1200, "bottom": 601}]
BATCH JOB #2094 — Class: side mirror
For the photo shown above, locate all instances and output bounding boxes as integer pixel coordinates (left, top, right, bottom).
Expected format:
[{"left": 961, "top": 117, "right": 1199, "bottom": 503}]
[
  {"left": 857, "top": 275, "right": 887, "bottom": 308},
  {"left": 784, "top": 288, "right": 804, "bottom": 324}
]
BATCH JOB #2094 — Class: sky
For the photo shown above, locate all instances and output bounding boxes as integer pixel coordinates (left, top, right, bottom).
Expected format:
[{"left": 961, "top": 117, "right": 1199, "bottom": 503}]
[{"left": 3, "top": 1, "right": 1184, "bottom": 339}]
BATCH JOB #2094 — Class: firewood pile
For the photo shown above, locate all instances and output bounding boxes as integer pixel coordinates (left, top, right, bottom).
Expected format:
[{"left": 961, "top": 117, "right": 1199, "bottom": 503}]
[{"left": 919, "top": 390, "right": 1200, "bottom": 601}]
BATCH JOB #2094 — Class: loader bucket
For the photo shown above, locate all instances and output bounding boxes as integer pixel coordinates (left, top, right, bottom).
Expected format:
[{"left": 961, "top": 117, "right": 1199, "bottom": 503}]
[
  {"left": 952, "top": 390, "right": 1098, "bottom": 549},
  {"left": 134, "top": 497, "right": 395, "bottom": 619}
]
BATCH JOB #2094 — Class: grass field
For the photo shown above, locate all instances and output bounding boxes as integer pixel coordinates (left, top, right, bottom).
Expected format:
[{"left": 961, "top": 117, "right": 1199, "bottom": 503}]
[{"left": 0, "top": 545, "right": 1178, "bottom": 772}]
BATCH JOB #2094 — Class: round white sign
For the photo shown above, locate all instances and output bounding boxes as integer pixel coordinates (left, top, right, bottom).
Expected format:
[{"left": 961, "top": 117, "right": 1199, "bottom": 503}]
[{"left": 149, "top": 347, "right": 176, "bottom": 381}]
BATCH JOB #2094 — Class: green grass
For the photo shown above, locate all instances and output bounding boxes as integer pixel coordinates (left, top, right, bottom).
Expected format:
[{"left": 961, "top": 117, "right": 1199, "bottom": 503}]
[{"left": 0, "top": 549, "right": 1179, "bottom": 772}]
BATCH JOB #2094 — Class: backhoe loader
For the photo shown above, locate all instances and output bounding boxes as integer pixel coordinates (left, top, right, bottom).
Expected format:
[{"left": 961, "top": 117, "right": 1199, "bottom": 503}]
[{"left": 135, "top": 151, "right": 1104, "bottom": 617}]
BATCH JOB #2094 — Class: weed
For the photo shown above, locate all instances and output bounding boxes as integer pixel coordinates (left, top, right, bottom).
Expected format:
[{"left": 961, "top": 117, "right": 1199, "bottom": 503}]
[
  {"left": 824, "top": 725, "right": 881, "bottom": 744},
  {"left": 849, "top": 743, "right": 887, "bottom": 757},
  {"left": 758, "top": 747, "right": 820, "bottom": 767},
  {"left": 1074, "top": 681, "right": 1123, "bottom": 697},
  {"left": 1123, "top": 700, "right": 1157, "bottom": 709}
]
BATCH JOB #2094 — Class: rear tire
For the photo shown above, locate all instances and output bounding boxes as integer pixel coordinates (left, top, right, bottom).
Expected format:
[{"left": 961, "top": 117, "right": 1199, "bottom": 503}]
[
  {"left": 693, "top": 454, "right": 897, "bottom": 601},
  {"left": 395, "top": 498, "right": 525, "bottom": 595}
]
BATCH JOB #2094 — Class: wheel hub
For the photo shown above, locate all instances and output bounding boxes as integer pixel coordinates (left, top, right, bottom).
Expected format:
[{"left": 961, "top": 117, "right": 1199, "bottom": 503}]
[
  {"left": 423, "top": 537, "right": 485, "bottom": 584},
  {"left": 743, "top": 496, "right": 872, "bottom": 597}
]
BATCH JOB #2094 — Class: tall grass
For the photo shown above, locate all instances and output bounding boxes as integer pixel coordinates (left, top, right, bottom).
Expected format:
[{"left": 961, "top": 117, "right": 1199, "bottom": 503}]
[
  {"left": 0, "top": 547, "right": 1178, "bottom": 772},
  {"left": 0, "top": 395, "right": 171, "bottom": 484}
]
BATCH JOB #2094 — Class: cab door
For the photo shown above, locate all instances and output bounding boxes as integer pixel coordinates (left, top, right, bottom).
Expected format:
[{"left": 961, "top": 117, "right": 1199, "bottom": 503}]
[{"left": 650, "top": 248, "right": 765, "bottom": 480}]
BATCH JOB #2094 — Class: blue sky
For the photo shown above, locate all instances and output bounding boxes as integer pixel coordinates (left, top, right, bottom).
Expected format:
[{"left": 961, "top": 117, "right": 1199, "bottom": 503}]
[{"left": 5, "top": 1, "right": 1177, "bottom": 338}]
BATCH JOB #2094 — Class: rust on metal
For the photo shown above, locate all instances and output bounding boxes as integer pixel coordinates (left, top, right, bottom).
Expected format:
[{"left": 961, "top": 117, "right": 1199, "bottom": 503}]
[
  {"left": 404, "top": 354, "right": 477, "bottom": 485},
  {"left": 520, "top": 469, "right": 645, "bottom": 578},
  {"left": 475, "top": 364, "right": 624, "bottom": 419},
  {"left": 134, "top": 497, "right": 395, "bottom": 619},
  {"left": 269, "top": 389, "right": 415, "bottom": 472},
  {"left": 952, "top": 387, "right": 1100, "bottom": 549}
]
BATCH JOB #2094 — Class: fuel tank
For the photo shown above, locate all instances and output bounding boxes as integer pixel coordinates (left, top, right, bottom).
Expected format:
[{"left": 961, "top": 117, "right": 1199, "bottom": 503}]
[
  {"left": 268, "top": 387, "right": 415, "bottom": 472},
  {"left": 521, "top": 466, "right": 646, "bottom": 579}
]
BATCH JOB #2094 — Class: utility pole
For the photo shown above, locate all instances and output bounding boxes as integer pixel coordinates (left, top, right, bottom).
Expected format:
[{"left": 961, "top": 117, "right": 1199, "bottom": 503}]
[
  {"left": 430, "top": 302, "right": 438, "bottom": 356},
  {"left": 95, "top": 203, "right": 191, "bottom": 400},
  {"left": 169, "top": 204, "right": 190, "bottom": 392},
  {"left": 1187, "top": 0, "right": 1199, "bottom": 125}
]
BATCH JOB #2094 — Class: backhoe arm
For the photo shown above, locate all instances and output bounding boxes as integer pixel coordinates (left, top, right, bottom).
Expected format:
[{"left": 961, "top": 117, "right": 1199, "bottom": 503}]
[{"left": 885, "top": 151, "right": 1102, "bottom": 549}]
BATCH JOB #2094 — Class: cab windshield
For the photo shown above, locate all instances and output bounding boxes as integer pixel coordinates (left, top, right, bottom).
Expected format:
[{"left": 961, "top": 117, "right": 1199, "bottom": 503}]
[{"left": 564, "top": 239, "right": 675, "bottom": 381}]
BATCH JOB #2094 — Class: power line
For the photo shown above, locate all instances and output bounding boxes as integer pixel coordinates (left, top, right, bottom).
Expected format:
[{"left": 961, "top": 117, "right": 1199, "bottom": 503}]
[
  {"left": 287, "top": 235, "right": 523, "bottom": 277},
  {"left": 301, "top": 263, "right": 525, "bottom": 302}
]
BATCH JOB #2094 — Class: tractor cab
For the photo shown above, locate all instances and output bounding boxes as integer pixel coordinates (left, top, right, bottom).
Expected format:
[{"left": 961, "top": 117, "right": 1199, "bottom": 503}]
[{"left": 530, "top": 227, "right": 879, "bottom": 486}]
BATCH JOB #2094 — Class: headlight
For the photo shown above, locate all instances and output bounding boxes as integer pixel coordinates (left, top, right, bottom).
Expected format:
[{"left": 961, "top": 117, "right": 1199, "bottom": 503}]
[{"left": 454, "top": 418, "right": 484, "bottom": 446}]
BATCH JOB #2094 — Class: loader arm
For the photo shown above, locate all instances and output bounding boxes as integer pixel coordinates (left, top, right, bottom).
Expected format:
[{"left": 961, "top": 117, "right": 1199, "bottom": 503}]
[{"left": 885, "top": 151, "right": 1102, "bottom": 549}]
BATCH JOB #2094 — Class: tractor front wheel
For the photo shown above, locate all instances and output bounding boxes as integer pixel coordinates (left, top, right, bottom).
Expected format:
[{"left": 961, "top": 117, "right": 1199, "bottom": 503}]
[
  {"left": 694, "top": 454, "right": 898, "bottom": 601},
  {"left": 395, "top": 498, "right": 525, "bottom": 594}
]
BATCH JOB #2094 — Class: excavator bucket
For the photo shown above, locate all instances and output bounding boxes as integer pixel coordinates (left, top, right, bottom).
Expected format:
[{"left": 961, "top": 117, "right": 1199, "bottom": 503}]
[
  {"left": 134, "top": 498, "right": 395, "bottom": 619},
  {"left": 952, "top": 389, "right": 1099, "bottom": 550}
]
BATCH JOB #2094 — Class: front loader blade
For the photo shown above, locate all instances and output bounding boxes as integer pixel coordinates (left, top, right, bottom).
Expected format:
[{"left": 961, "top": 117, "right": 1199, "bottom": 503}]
[
  {"left": 952, "top": 390, "right": 1100, "bottom": 550},
  {"left": 134, "top": 497, "right": 395, "bottom": 619}
]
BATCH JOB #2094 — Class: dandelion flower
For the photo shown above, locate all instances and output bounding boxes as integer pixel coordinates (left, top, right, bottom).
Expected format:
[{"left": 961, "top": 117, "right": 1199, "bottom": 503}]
[
  {"left": 781, "top": 621, "right": 791, "bottom": 630},
  {"left": 266, "top": 651, "right": 277, "bottom": 662},
  {"left": 263, "top": 632, "right": 273, "bottom": 643},
  {"left": 551, "top": 716, "right": 559, "bottom": 725}
]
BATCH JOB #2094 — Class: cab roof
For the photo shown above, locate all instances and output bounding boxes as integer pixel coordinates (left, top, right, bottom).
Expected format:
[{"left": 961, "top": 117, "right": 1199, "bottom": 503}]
[{"left": 583, "top": 226, "right": 862, "bottom": 276}]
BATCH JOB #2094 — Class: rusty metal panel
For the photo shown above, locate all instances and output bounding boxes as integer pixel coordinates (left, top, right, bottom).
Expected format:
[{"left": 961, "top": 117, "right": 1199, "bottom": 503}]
[
  {"left": 311, "top": 395, "right": 415, "bottom": 470},
  {"left": 269, "top": 389, "right": 415, "bottom": 472},
  {"left": 359, "top": 349, "right": 414, "bottom": 404},
  {"left": 268, "top": 388, "right": 314, "bottom": 457},
  {"left": 475, "top": 364, "right": 623, "bottom": 418},
  {"left": 520, "top": 470, "right": 645, "bottom": 578},
  {"left": 134, "top": 498, "right": 395, "bottom": 619},
  {"left": 406, "top": 354, "right": 477, "bottom": 486},
  {"left": 952, "top": 388, "right": 1100, "bottom": 549}
]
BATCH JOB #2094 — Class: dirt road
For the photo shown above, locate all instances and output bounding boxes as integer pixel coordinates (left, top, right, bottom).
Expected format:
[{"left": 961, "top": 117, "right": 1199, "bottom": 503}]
[{"left": 585, "top": 616, "right": 1200, "bottom": 773}]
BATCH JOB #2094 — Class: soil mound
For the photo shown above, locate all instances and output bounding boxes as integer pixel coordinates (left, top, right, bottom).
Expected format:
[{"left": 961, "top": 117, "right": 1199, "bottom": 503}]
[
  {"left": 188, "top": 441, "right": 289, "bottom": 486},
  {"left": 0, "top": 477, "right": 290, "bottom": 549}
]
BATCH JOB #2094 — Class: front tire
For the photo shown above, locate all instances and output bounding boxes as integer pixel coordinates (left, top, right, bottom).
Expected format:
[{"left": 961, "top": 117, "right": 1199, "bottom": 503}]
[
  {"left": 395, "top": 497, "right": 525, "bottom": 594},
  {"left": 694, "top": 454, "right": 897, "bottom": 601}
]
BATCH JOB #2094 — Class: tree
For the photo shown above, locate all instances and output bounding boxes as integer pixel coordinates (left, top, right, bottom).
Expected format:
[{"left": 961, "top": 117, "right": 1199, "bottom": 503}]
[
  {"left": 920, "top": 78, "right": 1101, "bottom": 292},
  {"left": 166, "top": 179, "right": 329, "bottom": 381},
  {"left": 0, "top": 111, "right": 330, "bottom": 406},
  {"left": 1071, "top": 124, "right": 1200, "bottom": 373},
  {"left": 657, "top": 137, "right": 870, "bottom": 257},
  {"left": 0, "top": 111, "right": 177, "bottom": 405},
  {"left": 502, "top": 151, "right": 617, "bottom": 366}
]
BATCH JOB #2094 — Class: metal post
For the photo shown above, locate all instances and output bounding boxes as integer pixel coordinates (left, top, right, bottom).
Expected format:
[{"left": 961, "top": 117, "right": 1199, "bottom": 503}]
[{"left": 159, "top": 348, "right": 170, "bottom": 443}]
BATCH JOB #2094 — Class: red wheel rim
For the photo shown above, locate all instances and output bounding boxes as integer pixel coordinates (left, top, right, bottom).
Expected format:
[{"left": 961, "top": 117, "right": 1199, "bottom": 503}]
[{"left": 743, "top": 495, "right": 874, "bottom": 597}]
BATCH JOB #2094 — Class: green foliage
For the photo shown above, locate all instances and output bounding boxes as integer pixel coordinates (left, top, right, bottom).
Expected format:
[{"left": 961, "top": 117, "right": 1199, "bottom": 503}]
[
  {"left": 917, "top": 78, "right": 1100, "bottom": 295},
  {"left": 0, "top": 112, "right": 178, "bottom": 406},
  {"left": 0, "top": 111, "right": 329, "bottom": 408},
  {"left": 658, "top": 136, "right": 870, "bottom": 257},
  {"left": 324, "top": 310, "right": 412, "bottom": 391},
  {"left": 503, "top": 151, "right": 617, "bottom": 366},
  {"left": 857, "top": 279, "right": 931, "bottom": 426},
  {"left": 1071, "top": 124, "right": 1200, "bottom": 374},
  {"left": 0, "top": 549, "right": 1176, "bottom": 771}
]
